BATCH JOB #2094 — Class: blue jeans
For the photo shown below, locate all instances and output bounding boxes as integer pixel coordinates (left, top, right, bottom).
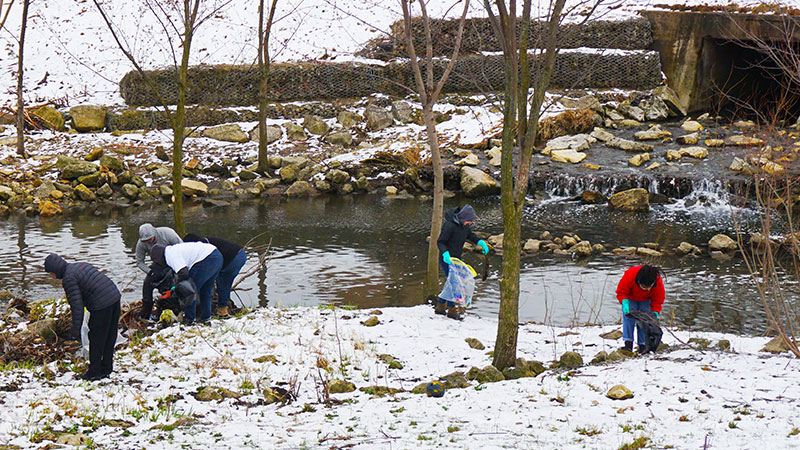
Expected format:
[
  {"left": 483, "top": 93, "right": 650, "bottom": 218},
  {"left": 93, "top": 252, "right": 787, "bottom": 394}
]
[
  {"left": 623, "top": 299, "right": 651, "bottom": 345},
  {"left": 185, "top": 250, "right": 223, "bottom": 322},
  {"left": 216, "top": 249, "right": 246, "bottom": 308}
]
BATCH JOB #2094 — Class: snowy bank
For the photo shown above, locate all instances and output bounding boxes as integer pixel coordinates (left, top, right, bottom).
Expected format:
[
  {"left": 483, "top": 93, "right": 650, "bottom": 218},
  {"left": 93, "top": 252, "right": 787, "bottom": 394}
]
[{"left": 0, "top": 304, "right": 798, "bottom": 449}]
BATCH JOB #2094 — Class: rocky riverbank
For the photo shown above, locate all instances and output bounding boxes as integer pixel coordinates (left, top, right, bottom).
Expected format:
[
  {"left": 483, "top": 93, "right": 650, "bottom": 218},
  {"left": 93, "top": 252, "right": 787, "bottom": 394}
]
[{"left": 1, "top": 87, "right": 797, "bottom": 228}]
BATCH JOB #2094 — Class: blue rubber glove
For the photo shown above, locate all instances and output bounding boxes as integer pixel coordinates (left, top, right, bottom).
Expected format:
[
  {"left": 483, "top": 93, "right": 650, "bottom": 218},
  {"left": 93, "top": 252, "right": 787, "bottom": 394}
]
[
  {"left": 477, "top": 240, "right": 489, "bottom": 255},
  {"left": 621, "top": 299, "right": 630, "bottom": 315},
  {"left": 442, "top": 251, "right": 452, "bottom": 264},
  {"left": 651, "top": 311, "right": 659, "bottom": 318}
]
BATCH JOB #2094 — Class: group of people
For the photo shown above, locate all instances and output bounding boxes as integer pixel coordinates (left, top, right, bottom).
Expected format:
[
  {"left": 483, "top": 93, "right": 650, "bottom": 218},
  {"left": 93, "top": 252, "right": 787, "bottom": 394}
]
[
  {"left": 44, "top": 205, "right": 666, "bottom": 382},
  {"left": 44, "top": 223, "right": 248, "bottom": 381}
]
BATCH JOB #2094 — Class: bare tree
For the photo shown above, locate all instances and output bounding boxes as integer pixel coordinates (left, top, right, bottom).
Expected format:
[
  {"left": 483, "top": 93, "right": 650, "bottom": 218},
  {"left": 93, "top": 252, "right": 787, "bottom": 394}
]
[
  {"left": 483, "top": 0, "right": 567, "bottom": 370},
  {"left": 256, "top": 0, "right": 278, "bottom": 174},
  {"left": 14, "top": 0, "right": 28, "bottom": 157},
  {"left": 92, "top": 0, "right": 232, "bottom": 235},
  {"left": 400, "top": 0, "right": 469, "bottom": 300}
]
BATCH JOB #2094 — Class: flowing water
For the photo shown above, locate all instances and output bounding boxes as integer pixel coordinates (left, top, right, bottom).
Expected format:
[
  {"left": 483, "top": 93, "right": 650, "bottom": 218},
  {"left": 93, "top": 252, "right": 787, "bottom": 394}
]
[{"left": 0, "top": 184, "right": 780, "bottom": 335}]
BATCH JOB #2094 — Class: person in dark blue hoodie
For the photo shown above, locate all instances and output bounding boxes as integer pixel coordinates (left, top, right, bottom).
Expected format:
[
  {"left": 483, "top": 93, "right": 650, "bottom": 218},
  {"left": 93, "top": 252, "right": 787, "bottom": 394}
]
[
  {"left": 435, "top": 205, "right": 489, "bottom": 319},
  {"left": 44, "top": 254, "right": 121, "bottom": 381}
]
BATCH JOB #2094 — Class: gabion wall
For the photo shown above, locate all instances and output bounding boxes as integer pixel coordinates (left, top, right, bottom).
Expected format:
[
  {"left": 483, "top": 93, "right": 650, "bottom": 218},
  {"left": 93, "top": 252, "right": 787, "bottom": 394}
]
[
  {"left": 120, "top": 51, "right": 661, "bottom": 107},
  {"left": 384, "top": 17, "right": 653, "bottom": 59}
]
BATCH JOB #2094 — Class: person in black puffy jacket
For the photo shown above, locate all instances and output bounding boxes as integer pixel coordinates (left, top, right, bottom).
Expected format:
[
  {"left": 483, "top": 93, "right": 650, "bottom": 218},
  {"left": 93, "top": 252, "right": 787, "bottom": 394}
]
[{"left": 45, "top": 254, "right": 121, "bottom": 381}]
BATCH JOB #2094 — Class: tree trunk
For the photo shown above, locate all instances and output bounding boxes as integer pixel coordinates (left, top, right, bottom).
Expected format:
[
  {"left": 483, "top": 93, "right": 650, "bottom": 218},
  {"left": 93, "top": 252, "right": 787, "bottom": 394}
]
[
  {"left": 424, "top": 106, "right": 444, "bottom": 299},
  {"left": 256, "top": 0, "right": 270, "bottom": 174},
  {"left": 492, "top": 48, "right": 521, "bottom": 370},
  {"left": 173, "top": 7, "right": 195, "bottom": 237},
  {"left": 15, "top": 0, "right": 29, "bottom": 157}
]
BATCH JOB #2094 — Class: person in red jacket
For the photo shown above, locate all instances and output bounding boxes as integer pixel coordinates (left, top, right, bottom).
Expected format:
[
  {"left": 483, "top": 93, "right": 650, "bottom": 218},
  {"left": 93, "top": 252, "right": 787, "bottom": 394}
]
[{"left": 616, "top": 265, "right": 665, "bottom": 353}]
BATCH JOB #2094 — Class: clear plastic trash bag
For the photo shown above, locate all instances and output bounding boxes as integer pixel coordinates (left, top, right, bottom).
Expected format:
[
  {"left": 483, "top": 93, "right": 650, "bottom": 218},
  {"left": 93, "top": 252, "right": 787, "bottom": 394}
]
[
  {"left": 438, "top": 258, "right": 477, "bottom": 307},
  {"left": 80, "top": 309, "right": 128, "bottom": 359}
]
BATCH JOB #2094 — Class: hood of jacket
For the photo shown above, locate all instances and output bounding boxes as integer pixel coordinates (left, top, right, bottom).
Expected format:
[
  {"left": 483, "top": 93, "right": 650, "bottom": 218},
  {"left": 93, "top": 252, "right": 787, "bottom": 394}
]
[
  {"left": 444, "top": 206, "right": 476, "bottom": 225},
  {"left": 139, "top": 223, "right": 156, "bottom": 242},
  {"left": 44, "top": 254, "right": 67, "bottom": 279}
]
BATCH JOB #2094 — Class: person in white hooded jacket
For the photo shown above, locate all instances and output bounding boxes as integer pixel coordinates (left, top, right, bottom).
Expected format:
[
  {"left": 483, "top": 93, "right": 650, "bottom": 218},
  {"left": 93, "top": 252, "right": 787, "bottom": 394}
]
[{"left": 150, "top": 242, "right": 222, "bottom": 325}]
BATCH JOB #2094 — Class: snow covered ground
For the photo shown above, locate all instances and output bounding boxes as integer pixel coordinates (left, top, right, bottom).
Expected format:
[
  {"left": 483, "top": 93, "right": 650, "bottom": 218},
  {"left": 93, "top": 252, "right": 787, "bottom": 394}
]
[
  {"left": 0, "top": 305, "right": 797, "bottom": 449},
  {"left": 0, "top": 0, "right": 792, "bottom": 108}
]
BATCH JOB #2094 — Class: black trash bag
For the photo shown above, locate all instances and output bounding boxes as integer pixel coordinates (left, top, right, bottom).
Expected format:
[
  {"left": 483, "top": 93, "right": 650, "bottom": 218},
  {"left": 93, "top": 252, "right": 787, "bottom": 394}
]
[
  {"left": 627, "top": 310, "right": 663, "bottom": 354},
  {"left": 174, "top": 278, "right": 199, "bottom": 309}
]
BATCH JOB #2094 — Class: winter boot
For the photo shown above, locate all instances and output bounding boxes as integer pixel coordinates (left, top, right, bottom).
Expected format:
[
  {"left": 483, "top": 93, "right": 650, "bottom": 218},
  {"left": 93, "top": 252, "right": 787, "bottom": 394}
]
[
  {"left": 434, "top": 301, "right": 446, "bottom": 315},
  {"left": 637, "top": 345, "right": 648, "bottom": 355},
  {"left": 216, "top": 306, "right": 230, "bottom": 318},
  {"left": 447, "top": 305, "right": 464, "bottom": 321},
  {"left": 623, "top": 341, "right": 633, "bottom": 352}
]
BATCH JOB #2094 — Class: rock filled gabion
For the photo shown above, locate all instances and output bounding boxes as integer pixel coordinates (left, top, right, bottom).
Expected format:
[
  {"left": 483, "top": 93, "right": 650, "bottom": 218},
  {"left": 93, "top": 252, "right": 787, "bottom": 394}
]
[{"left": 119, "top": 52, "right": 661, "bottom": 107}]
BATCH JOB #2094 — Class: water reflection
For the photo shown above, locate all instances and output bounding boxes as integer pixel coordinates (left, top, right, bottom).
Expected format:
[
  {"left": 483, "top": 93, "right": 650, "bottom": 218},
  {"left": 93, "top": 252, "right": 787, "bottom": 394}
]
[{"left": 0, "top": 194, "right": 779, "bottom": 334}]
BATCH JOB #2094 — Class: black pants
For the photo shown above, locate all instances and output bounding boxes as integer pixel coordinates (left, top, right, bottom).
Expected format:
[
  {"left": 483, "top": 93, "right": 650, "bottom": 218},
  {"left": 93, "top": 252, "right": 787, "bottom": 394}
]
[
  {"left": 88, "top": 301, "right": 121, "bottom": 376},
  {"left": 140, "top": 272, "right": 155, "bottom": 318}
]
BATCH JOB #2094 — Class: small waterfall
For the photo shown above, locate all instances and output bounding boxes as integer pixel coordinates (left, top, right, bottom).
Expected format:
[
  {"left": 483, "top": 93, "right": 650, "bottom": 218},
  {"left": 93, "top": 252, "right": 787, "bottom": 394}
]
[{"left": 535, "top": 173, "right": 748, "bottom": 209}]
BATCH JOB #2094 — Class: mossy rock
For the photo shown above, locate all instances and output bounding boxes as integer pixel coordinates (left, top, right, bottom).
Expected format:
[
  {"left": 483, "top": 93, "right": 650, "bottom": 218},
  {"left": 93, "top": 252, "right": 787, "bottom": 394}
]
[
  {"left": 253, "top": 354, "right": 277, "bottom": 363},
  {"left": 359, "top": 385, "right": 405, "bottom": 397},
  {"left": 38, "top": 200, "right": 63, "bottom": 217},
  {"left": 515, "top": 358, "right": 545, "bottom": 376},
  {"left": 590, "top": 351, "right": 608, "bottom": 364},
  {"left": 84, "top": 147, "right": 103, "bottom": 161},
  {"left": 605, "top": 350, "right": 630, "bottom": 362},
  {"left": 607, "top": 384, "right": 633, "bottom": 400},
  {"left": 74, "top": 184, "right": 96, "bottom": 202},
  {"left": 328, "top": 380, "right": 356, "bottom": 394},
  {"left": 263, "top": 387, "right": 291, "bottom": 404},
  {"left": 99, "top": 155, "right": 124, "bottom": 172},
  {"left": 362, "top": 316, "right": 380, "bottom": 327},
  {"left": 439, "top": 371, "right": 471, "bottom": 389},
  {"left": 62, "top": 162, "right": 99, "bottom": 180},
  {"left": 31, "top": 106, "right": 65, "bottom": 131},
  {"left": 717, "top": 340, "right": 731, "bottom": 351},
  {"left": 688, "top": 337, "right": 711, "bottom": 349},
  {"left": 194, "top": 386, "right": 242, "bottom": 401},
  {"left": 465, "top": 337, "right": 485, "bottom": 350},
  {"left": 411, "top": 382, "right": 428, "bottom": 394},
  {"left": 468, "top": 365, "right": 505, "bottom": 384},
  {"left": 559, "top": 351, "right": 583, "bottom": 368},
  {"left": 77, "top": 171, "right": 102, "bottom": 187}
]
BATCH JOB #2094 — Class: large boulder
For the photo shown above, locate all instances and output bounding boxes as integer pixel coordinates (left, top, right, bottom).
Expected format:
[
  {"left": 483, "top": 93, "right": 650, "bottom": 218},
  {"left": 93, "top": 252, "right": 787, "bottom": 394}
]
[
  {"left": 248, "top": 125, "right": 282, "bottom": 144},
  {"left": 202, "top": 124, "right": 248, "bottom": 143},
  {"left": 605, "top": 137, "right": 653, "bottom": 152},
  {"left": 285, "top": 123, "right": 308, "bottom": 141},
  {"left": 639, "top": 95, "right": 670, "bottom": 121},
  {"left": 324, "top": 132, "right": 353, "bottom": 147},
  {"left": 460, "top": 167, "right": 499, "bottom": 197},
  {"left": 280, "top": 165, "right": 299, "bottom": 184},
  {"left": 61, "top": 161, "right": 99, "bottom": 180},
  {"left": 30, "top": 106, "right": 65, "bottom": 131},
  {"left": 653, "top": 85, "right": 687, "bottom": 117},
  {"left": 609, "top": 188, "right": 649, "bottom": 211},
  {"left": 181, "top": 179, "right": 208, "bottom": 196},
  {"left": 337, "top": 111, "right": 362, "bottom": 128},
  {"left": 285, "top": 181, "right": 312, "bottom": 197},
  {"left": 364, "top": 105, "right": 393, "bottom": 131},
  {"left": 550, "top": 149, "right": 587, "bottom": 164},
  {"left": 391, "top": 101, "right": 414, "bottom": 123},
  {"left": 302, "top": 115, "right": 330, "bottom": 135},
  {"left": 708, "top": 233, "right": 737, "bottom": 252},
  {"left": 543, "top": 133, "right": 595, "bottom": 154},
  {"left": 70, "top": 105, "right": 107, "bottom": 132}
]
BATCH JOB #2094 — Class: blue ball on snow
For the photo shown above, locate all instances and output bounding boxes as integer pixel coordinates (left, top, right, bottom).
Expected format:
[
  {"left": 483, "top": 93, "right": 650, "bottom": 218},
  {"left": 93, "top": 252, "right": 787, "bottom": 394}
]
[{"left": 426, "top": 381, "right": 445, "bottom": 398}]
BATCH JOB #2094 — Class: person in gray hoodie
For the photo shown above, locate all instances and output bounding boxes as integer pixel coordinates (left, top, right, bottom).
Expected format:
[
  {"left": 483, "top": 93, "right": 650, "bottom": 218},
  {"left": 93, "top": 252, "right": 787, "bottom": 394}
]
[
  {"left": 45, "top": 254, "right": 121, "bottom": 381},
  {"left": 135, "top": 223, "right": 182, "bottom": 319}
]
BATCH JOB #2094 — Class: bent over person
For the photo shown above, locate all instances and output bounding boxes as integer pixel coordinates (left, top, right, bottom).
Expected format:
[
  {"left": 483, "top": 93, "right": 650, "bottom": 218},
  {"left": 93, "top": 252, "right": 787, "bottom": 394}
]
[
  {"left": 184, "top": 233, "right": 246, "bottom": 318},
  {"left": 150, "top": 242, "right": 223, "bottom": 325},
  {"left": 45, "top": 254, "right": 121, "bottom": 381},
  {"left": 616, "top": 264, "right": 665, "bottom": 354},
  {"left": 435, "top": 205, "right": 489, "bottom": 319},
  {"left": 136, "top": 223, "right": 182, "bottom": 319}
]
